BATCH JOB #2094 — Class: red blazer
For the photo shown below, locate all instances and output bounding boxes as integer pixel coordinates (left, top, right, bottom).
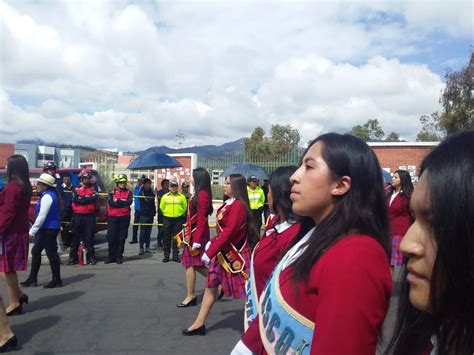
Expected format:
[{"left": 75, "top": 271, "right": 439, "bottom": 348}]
[
  {"left": 387, "top": 192, "right": 412, "bottom": 236},
  {"left": 252, "top": 215, "right": 300, "bottom": 298},
  {"left": 206, "top": 199, "right": 247, "bottom": 259},
  {"left": 243, "top": 235, "right": 392, "bottom": 355},
  {"left": 0, "top": 180, "right": 31, "bottom": 235},
  {"left": 188, "top": 190, "right": 211, "bottom": 246}
]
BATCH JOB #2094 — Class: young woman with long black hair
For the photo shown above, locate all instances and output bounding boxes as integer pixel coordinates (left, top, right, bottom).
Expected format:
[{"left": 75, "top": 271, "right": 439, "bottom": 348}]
[
  {"left": 182, "top": 174, "right": 259, "bottom": 336},
  {"left": 387, "top": 169, "right": 414, "bottom": 272},
  {"left": 237, "top": 133, "right": 392, "bottom": 354},
  {"left": 386, "top": 131, "right": 474, "bottom": 355},
  {"left": 177, "top": 168, "right": 213, "bottom": 308}
]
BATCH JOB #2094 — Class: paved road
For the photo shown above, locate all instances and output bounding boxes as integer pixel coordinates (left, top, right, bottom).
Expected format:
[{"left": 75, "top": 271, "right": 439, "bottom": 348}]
[{"left": 1, "top": 229, "right": 244, "bottom": 354}]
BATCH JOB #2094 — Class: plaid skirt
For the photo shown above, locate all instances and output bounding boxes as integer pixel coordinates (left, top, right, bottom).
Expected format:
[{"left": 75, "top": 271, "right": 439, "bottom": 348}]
[
  {"left": 181, "top": 244, "right": 207, "bottom": 268},
  {"left": 390, "top": 234, "right": 404, "bottom": 266},
  {"left": 206, "top": 244, "right": 251, "bottom": 300},
  {"left": 0, "top": 232, "right": 29, "bottom": 272}
]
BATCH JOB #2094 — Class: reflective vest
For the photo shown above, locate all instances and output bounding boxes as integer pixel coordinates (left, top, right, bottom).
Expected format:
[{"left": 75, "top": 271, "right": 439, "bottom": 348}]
[
  {"left": 247, "top": 186, "right": 265, "bottom": 210},
  {"left": 108, "top": 188, "right": 132, "bottom": 217},
  {"left": 160, "top": 192, "right": 187, "bottom": 218},
  {"left": 36, "top": 189, "right": 60, "bottom": 230},
  {"left": 72, "top": 185, "right": 97, "bottom": 214}
]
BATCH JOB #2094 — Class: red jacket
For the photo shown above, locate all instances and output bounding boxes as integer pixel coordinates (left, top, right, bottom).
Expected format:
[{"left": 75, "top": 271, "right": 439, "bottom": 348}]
[
  {"left": 243, "top": 235, "right": 392, "bottom": 354},
  {"left": 107, "top": 188, "right": 132, "bottom": 217},
  {"left": 206, "top": 198, "right": 247, "bottom": 259},
  {"left": 188, "top": 190, "right": 211, "bottom": 246},
  {"left": 0, "top": 180, "right": 31, "bottom": 235},
  {"left": 72, "top": 185, "right": 98, "bottom": 214},
  {"left": 387, "top": 192, "right": 412, "bottom": 236}
]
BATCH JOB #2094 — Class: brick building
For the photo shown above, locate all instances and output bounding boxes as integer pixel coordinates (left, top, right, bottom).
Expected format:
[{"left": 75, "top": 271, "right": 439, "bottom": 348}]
[
  {"left": 0, "top": 143, "right": 15, "bottom": 167},
  {"left": 369, "top": 142, "right": 438, "bottom": 182}
]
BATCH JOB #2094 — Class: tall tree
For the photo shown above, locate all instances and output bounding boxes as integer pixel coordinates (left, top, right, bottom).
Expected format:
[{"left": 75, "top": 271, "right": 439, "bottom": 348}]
[
  {"left": 385, "top": 132, "right": 401, "bottom": 142},
  {"left": 416, "top": 113, "right": 442, "bottom": 142},
  {"left": 244, "top": 127, "right": 266, "bottom": 157},
  {"left": 270, "top": 124, "right": 301, "bottom": 155}
]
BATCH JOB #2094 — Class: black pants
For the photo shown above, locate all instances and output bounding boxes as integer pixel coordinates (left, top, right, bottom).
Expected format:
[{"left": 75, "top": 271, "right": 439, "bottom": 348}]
[
  {"left": 252, "top": 208, "right": 263, "bottom": 232},
  {"left": 132, "top": 210, "right": 140, "bottom": 240},
  {"left": 156, "top": 213, "right": 164, "bottom": 247},
  {"left": 70, "top": 213, "right": 95, "bottom": 261},
  {"left": 139, "top": 215, "right": 153, "bottom": 249},
  {"left": 107, "top": 215, "right": 131, "bottom": 259},
  {"left": 32, "top": 228, "right": 60, "bottom": 262},
  {"left": 162, "top": 216, "right": 185, "bottom": 258},
  {"left": 61, "top": 208, "right": 73, "bottom": 246}
]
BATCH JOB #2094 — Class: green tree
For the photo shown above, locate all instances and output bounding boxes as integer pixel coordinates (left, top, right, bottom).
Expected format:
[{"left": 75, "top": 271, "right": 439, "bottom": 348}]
[
  {"left": 416, "top": 113, "right": 442, "bottom": 142},
  {"left": 351, "top": 119, "right": 385, "bottom": 141},
  {"left": 270, "top": 124, "right": 301, "bottom": 155},
  {"left": 385, "top": 132, "right": 401, "bottom": 142},
  {"left": 438, "top": 56, "right": 474, "bottom": 134},
  {"left": 244, "top": 127, "right": 266, "bottom": 157}
]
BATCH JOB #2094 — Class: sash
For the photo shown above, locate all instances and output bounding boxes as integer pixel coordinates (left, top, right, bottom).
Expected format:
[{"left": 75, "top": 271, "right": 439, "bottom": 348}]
[
  {"left": 174, "top": 206, "right": 199, "bottom": 256},
  {"left": 216, "top": 241, "right": 249, "bottom": 280},
  {"left": 244, "top": 243, "right": 260, "bottom": 330},
  {"left": 258, "top": 250, "right": 314, "bottom": 354}
]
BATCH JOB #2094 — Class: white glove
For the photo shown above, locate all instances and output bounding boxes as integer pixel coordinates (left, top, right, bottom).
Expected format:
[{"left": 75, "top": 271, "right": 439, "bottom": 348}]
[
  {"left": 192, "top": 243, "right": 201, "bottom": 249},
  {"left": 201, "top": 253, "right": 210, "bottom": 266},
  {"left": 205, "top": 241, "right": 211, "bottom": 251}
]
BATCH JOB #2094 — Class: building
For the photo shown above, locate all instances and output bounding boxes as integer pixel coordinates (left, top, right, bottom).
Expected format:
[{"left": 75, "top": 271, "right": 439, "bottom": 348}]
[{"left": 0, "top": 143, "right": 15, "bottom": 167}]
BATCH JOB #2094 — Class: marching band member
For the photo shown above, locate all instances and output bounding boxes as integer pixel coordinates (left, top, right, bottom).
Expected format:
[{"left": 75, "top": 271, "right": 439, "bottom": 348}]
[
  {"left": 182, "top": 174, "right": 259, "bottom": 336},
  {"left": 234, "top": 133, "right": 392, "bottom": 354},
  {"left": 105, "top": 174, "right": 132, "bottom": 264},
  {"left": 176, "top": 168, "right": 213, "bottom": 308}
]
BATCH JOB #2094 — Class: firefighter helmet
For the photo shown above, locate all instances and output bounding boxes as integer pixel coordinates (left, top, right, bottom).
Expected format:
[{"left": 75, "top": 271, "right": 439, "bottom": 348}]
[
  {"left": 79, "top": 168, "right": 92, "bottom": 179},
  {"left": 43, "top": 161, "right": 58, "bottom": 172},
  {"left": 115, "top": 174, "right": 128, "bottom": 183}
]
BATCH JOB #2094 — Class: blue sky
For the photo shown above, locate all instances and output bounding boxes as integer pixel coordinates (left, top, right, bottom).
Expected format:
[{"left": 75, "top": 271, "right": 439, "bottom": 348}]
[{"left": 0, "top": 0, "right": 472, "bottom": 150}]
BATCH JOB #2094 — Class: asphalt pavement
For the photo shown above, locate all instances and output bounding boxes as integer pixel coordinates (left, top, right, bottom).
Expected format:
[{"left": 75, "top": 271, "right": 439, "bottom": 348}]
[{"left": 1, "top": 227, "right": 245, "bottom": 354}]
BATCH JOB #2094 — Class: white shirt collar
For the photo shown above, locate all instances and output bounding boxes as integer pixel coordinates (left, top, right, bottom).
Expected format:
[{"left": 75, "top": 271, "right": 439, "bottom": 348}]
[{"left": 225, "top": 197, "right": 236, "bottom": 205}]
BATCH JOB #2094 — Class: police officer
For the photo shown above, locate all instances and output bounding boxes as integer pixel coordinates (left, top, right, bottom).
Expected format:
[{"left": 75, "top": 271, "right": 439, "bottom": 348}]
[
  {"left": 159, "top": 179, "right": 187, "bottom": 263},
  {"left": 247, "top": 176, "right": 265, "bottom": 233},
  {"left": 105, "top": 174, "right": 132, "bottom": 264},
  {"left": 181, "top": 181, "right": 191, "bottom": 201},
  {"left": 69, "top": 169, "right": 99, "bottom": 265},
  {"left": 155, "top": 179, "right": 169, "bottom": 251}
]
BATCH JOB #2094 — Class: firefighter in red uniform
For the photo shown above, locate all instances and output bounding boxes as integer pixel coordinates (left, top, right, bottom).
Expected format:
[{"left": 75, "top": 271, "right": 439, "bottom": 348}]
[
  {"left": 69, "top": 169, "right": 99, "bottom": 265},
  {"left": 105, "top": 174, "right": 132, "bottom": 264}
]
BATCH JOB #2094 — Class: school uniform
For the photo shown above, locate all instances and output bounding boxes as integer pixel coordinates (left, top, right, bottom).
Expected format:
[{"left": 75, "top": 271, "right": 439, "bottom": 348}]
[
  {"left": 243, "top": 215, "right": 300, "bottom": 331},
  {"left": 107, "top": 187, "right": 132, "bottom": 262},
  {"left": 387, "top": 192, "right": 412, "bottom": 265},
  {"left": 203, "top": 198, "right": 250, "bottom": 299},
  {"left": 234, "top": 229, "right": 392, "bottom": 355},
  {"left": 181, "top": 190, "right": 211, "bottom": 268}
]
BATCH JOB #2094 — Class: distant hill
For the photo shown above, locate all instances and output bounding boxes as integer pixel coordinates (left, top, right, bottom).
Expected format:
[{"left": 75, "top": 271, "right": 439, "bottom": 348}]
[{"left": 137, "top": 138, "right": 244, "bottom": 158}]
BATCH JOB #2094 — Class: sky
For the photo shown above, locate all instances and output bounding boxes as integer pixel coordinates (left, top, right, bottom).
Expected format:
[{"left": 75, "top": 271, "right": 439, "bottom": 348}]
[{"left": 0, "top": 0, "right": 472, "bottom": 151}]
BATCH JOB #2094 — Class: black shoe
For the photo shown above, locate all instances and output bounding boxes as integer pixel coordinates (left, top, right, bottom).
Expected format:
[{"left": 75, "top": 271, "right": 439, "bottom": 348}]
[
  {"left": 19, "top": 294, "right": 29, "bottom": 306},
  {"left": 182, "top": 325, "right": 206, "bottom": 336},
  {"left": 88, "top": 257, "right": 97, "bottom": 265},
  {"left": 162, "top": 256, "right": 170, "bottom": 263},
  {"left": 218, "top": 288, "right": 225, "bottom": 300},
  {"left": 116, "top": 258, "right": 123, "bottom": 264},
  {"left": 0, "top": 335, "right": 18, "bottom": 352},
  {"left": 68, "top": 259, "right": 77, "bottom": 266},
  {"left": 129, "top": 239, "right": 138, "bottom": 244},
  {"left": 20, "top": 277, "right": 37, "bottom": 287},
  {"left": 44, "top": 278, "right": 62, "bottom": 289},
  {"left": 6, "top": 305, "right": 22, "bottom": 317},
  {"left": 177, "top": 297, "right": 197, "bottom": 308},
  {"left": 104, "top": 258, "right": 116, "bottom": 264}
]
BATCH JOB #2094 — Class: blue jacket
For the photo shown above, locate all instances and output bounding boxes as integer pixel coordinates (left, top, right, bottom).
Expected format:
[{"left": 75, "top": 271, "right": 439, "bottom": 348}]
[
  {"left": 35, "top": 189, "right": 61, "bottom": 230},
  {"left": 133, "top": 184, "right": 142, "bottom": 212}
]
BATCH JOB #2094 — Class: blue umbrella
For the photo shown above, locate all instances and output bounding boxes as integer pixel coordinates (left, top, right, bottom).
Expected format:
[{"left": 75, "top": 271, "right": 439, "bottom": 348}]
[
  {"left": 220, "top": 163, "right": 269, "bottom": 180},
  {"left": 381, "top": 169, "right": 392, "bottom": 184},
  {"left": 127, "top": 149, "right": 182, "bottom": 170}
]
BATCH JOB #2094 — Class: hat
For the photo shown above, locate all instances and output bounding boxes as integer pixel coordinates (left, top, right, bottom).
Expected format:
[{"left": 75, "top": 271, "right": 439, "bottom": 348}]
[
  {"left": 248, "top": 175, "right": 259, "bottom": 182},
  {"left": 170, "top": 181, "right": 178, "bottom": 187},
  {"left": 140, "top": 174, "right": 146, "bottom": 180},
  {"left": 37, "top": 173, "right": 56, "bottom": 188},
  {"left": 182, "top": 181, "right": 189, "bottom": 188}
]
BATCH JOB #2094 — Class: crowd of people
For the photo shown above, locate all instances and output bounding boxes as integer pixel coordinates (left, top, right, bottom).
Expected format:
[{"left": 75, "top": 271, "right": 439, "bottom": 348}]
[{"left": 0, "top": 130, "right": 472, "bottom": 353}]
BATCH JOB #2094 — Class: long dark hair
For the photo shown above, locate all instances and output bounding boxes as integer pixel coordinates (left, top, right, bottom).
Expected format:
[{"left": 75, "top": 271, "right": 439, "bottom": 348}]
[
  {"left": 6, "top": 155, "right": 32, "bottom": 197},
  {"left": 289, "top": 133, "right": 390, "bottom": 281},
  {"left": 269, "top": 166, "right": 299, "bottom": 223},
  {"left": 387, "top": 131, "right": 474, "bottom": 355},
  {"left": 391, "top": 169, "right": 414, "bottom": 198},
  {"left": 191, "top": 168, "right": 213, "bottom": 216},
  {"left": 228, "top": 174, "right": 260, "bottom": 246}
]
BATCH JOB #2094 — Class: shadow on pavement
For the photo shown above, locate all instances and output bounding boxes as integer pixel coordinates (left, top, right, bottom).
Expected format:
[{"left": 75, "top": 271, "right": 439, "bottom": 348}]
[
  {"left": 207, "top": 309, "right": 244, "bottom": 333},
  {"left": 26, "top": 291, "right": 85, "bottom": 312},
  {"left": 11, "top": 315, "right": 61, "bottom": 344},
  {"left": 60, "top": 273, "right": 95, "bottom": 285}
]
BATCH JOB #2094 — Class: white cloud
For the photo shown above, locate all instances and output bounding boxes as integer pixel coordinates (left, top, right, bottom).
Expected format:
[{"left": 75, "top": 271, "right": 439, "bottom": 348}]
[{"left": 0, "top": 0, "right": 469, "bottom": 150}]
